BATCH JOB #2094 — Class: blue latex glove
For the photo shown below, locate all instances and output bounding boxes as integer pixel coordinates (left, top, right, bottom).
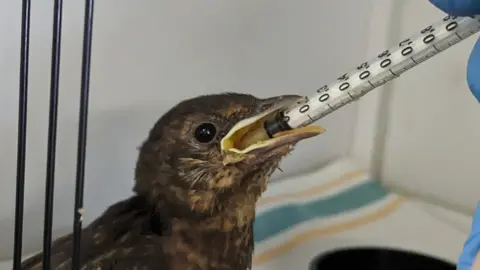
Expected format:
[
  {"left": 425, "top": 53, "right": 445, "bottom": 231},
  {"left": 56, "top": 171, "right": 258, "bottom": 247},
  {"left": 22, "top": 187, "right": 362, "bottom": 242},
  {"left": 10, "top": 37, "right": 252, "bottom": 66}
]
[
  {"left": 428, "top": 2, "right": 480, "bottom": 269},
  {"left": 430, "top": 1, "right": 480, "bottom": 268},
  {"left": 457, "top": 202, "right": 480, "bottom": 269},
  {"left": 429, "top": 0, "right": 480, "bottom": 102}
]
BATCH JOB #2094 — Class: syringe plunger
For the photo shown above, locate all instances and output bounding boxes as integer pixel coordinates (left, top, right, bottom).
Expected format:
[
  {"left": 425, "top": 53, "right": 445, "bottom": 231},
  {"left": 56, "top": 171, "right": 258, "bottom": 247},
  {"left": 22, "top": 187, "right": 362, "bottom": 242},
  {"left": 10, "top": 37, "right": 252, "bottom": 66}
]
[{"left": 264, "top": 113, "right": 292, "bottom": 138}]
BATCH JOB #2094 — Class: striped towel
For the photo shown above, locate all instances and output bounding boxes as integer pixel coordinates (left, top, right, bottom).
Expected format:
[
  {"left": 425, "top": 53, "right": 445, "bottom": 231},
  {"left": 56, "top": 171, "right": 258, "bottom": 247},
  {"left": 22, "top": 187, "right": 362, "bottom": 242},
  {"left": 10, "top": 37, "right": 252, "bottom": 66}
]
[{"left": 252, "top": 158, "right": 404, "bottom": 269}]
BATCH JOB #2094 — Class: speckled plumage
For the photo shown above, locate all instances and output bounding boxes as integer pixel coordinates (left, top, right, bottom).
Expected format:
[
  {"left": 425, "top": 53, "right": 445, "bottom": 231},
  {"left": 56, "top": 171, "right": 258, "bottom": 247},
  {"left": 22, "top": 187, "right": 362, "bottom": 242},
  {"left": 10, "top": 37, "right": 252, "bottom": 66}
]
[{"left": 21, "top": 93, "right": 310, "bottom": 270}]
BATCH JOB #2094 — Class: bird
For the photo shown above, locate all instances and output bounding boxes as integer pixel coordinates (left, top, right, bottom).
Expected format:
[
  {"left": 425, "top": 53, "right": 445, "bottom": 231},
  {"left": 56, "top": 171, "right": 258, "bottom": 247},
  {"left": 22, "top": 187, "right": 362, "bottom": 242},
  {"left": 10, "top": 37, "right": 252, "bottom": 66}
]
[{"left": 20, "top": 93, "right": 324, "bottom": 270}]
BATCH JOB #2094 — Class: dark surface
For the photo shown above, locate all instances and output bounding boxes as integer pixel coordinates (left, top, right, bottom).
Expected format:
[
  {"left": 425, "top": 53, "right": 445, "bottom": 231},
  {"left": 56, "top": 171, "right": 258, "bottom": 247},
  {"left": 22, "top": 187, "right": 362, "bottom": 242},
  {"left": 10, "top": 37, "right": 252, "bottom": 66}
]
[{"left": 310, "top": 247, "right": 456, "bottom": 270}]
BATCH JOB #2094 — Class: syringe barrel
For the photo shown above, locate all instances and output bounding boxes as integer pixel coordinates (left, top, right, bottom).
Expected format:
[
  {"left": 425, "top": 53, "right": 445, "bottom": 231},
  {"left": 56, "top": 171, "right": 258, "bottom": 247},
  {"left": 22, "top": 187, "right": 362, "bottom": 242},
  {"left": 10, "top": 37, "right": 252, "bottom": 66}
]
[{"left": 268, "top": 14, "right": 480, "bottom": 132}]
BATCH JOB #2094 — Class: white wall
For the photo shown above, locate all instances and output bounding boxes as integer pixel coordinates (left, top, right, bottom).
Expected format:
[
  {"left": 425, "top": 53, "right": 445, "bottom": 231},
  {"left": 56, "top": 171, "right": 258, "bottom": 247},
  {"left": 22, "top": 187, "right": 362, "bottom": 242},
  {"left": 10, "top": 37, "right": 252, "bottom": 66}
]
[
  {"left": 379, "top": 0, "right": 480, "bottom": 213},
  {"left": 0, "top": 0, "right": 373, "bottom": 258}
]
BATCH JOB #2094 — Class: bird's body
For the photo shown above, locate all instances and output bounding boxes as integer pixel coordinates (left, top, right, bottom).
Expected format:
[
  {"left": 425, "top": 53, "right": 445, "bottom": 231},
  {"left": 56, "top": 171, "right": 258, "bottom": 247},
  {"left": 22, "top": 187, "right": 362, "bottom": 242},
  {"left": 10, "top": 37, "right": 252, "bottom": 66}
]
[
  {"left": 21, "top": 194, "right": 256, "bottom": 269},
  {"left": 21, "top": 93, "right": 323, "bottom": 270}
]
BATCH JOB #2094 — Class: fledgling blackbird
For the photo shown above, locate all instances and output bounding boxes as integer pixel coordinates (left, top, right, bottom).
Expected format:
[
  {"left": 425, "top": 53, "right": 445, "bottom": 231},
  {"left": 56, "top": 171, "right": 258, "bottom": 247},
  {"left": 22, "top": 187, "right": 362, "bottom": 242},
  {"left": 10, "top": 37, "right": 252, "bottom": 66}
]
[{"left": 21, "top": 93, "right": 324, "bottom": 270}]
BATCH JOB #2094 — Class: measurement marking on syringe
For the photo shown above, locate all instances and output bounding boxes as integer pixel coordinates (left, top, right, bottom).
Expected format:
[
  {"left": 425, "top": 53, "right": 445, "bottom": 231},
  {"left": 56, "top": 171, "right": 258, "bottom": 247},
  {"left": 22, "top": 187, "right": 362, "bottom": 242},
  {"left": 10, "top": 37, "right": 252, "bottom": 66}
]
[
  {"left": 423, "top": 34, "right": 435, "bottom": 44},
  {"left": 278, "top": 15, "right": 480, "bottom": 130},
  {"left": 389, "top": 69, "right": 398, "bottom": 77}
]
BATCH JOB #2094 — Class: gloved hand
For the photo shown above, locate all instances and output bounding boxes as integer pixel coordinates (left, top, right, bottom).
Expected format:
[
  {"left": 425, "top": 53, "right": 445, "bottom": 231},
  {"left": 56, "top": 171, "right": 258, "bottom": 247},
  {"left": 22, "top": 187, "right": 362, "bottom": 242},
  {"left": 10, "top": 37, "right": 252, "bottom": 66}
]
[
  {"left": 431, "top": 3, "right": 480, "bottom": 269},
  {"left": 428, "top": 0, "right": 480, "bottom": 266},
  {"left": 429, "top": 0, "right": 480, "bottom": 102},
  {"left": 428, "top": 2, "right": 480, "bottom": 269},
  {"left": 456, "top": 202, "right": 480, "bottom": 270}
]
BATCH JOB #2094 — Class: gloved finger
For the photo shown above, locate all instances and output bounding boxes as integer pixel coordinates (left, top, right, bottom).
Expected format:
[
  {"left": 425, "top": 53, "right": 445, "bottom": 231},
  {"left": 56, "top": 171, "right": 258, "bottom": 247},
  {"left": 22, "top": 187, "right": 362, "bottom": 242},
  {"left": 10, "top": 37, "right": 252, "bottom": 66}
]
[
  {"left": 467, "top": 37, "right": 480, "bottom": 102},
  {"left": 458, "top": 202, "right": 480, "bottom": 269},
  {"left": 429, "top": 0, "right": 480, "bottom": 16}
]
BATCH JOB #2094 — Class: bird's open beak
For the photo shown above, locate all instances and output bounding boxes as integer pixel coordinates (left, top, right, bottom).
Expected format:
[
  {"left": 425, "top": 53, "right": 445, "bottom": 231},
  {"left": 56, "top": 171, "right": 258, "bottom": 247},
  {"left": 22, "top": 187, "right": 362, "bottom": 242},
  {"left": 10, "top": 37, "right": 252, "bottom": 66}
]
[{"left": 220, "top": 97, "right": 325, "bottom": 165}]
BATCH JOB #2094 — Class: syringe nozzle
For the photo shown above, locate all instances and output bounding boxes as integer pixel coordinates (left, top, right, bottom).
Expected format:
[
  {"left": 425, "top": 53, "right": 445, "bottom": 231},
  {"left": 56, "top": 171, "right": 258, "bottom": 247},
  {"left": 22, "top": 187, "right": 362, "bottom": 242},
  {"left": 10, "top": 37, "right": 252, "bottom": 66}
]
[{"left": 263, "top": 112, "right": 292, "bottom": 138}]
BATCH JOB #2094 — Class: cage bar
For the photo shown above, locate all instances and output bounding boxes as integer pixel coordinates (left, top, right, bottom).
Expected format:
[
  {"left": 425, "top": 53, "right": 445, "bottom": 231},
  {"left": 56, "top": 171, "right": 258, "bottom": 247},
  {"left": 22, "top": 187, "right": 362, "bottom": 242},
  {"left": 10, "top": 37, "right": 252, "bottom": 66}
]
[
  {"left": 42, "top": 0, "right": 64, "bottom": 269},
  {"left": 13, "top": 0, "right": 32, "bottom": 269},
  {"left": 72, "top": 0, "right": 95, "bottom": 269}
]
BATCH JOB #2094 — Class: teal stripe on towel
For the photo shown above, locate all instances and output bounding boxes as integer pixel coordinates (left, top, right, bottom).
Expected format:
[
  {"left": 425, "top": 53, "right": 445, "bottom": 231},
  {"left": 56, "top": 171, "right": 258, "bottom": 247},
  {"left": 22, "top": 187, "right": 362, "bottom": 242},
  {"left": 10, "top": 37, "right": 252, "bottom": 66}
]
[{"left": 253, "top": 180, "right": 388, "bottom": 243}]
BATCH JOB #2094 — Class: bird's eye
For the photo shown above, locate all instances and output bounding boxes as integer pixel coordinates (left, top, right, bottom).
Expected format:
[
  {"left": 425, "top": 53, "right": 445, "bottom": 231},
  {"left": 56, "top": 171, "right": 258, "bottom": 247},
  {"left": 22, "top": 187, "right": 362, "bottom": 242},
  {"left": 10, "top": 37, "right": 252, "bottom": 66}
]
[{"left": 194, "top": 123, "right": 217, "bottom": 143}]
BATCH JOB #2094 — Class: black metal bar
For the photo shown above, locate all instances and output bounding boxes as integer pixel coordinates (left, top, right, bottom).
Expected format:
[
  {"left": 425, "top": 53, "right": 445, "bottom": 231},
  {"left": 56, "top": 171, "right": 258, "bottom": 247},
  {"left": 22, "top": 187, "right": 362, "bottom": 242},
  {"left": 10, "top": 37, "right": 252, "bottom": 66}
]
[
  {"left": 72, "top": 0, "right": 94, "bottom": 268},
  {"left": 42, "top": 0, "right": 64, "bottom": 269},
  {"left": 13, "top": 0, "right": 32, "bottom": 269}
]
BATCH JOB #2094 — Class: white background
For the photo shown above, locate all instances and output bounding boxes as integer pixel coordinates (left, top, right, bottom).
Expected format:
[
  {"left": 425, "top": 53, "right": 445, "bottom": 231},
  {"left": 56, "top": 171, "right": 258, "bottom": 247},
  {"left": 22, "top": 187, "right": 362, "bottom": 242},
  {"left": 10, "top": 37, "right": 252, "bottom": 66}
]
[
  {"left": 379, "top": 1, "right": 480, "bottom": 214},
  {"left": 0, "top": 0, "right": 373, "bottom": 258}
]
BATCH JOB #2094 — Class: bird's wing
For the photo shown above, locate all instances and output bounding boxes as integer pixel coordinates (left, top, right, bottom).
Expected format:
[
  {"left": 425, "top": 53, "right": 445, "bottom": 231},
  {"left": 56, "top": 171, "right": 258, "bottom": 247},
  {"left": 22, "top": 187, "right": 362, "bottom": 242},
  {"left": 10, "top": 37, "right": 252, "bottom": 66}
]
[
  {"left": 20, "top": 228, "right": 92, "bottom": 270},
  {"left": 73, "top": 243, "right": 165, "bottom": 270},
  {"left": 22, "top": 241, "right": 165, "bottom": 270},
  {"left": 21, "top": 196, "right": 163, "bottom": 270}
]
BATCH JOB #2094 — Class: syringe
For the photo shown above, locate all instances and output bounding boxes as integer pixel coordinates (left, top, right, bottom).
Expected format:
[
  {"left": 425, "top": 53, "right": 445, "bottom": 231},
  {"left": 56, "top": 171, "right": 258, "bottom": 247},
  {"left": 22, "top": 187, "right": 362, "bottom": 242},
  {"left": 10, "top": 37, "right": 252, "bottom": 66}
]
[{"left": 263, "top": 14, "right": 480, "bottom": 137}]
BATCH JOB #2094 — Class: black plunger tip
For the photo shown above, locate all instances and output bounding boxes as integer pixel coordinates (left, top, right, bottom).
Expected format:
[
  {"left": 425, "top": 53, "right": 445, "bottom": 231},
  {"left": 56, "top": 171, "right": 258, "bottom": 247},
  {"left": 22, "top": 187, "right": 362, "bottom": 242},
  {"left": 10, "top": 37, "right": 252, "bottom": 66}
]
[{"left": 264, "top": 113, "right": 292, "bottom": 138}]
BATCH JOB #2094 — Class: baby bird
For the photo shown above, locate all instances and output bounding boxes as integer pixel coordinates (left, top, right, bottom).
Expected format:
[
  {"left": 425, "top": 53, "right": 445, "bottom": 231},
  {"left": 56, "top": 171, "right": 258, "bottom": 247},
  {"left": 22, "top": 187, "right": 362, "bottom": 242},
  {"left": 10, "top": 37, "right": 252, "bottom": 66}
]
[{"left": 21, "top": 93, "right": 323, "bottom": 270}]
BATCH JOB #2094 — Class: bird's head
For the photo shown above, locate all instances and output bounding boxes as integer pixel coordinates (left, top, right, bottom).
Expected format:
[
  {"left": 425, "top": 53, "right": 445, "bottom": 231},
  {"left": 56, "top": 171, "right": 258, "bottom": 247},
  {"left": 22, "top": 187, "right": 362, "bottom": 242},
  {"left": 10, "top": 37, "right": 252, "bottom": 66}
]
[{"left": 134, "top": 93, "right": 324, "bottom": 224}]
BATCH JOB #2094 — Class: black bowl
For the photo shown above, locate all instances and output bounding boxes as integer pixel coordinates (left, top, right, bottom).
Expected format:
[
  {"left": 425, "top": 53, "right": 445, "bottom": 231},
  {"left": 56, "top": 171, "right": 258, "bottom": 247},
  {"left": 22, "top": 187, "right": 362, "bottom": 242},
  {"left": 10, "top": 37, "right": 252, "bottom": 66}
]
[{"left": 309, "top": 247, "right": 455, "bottom": 270}]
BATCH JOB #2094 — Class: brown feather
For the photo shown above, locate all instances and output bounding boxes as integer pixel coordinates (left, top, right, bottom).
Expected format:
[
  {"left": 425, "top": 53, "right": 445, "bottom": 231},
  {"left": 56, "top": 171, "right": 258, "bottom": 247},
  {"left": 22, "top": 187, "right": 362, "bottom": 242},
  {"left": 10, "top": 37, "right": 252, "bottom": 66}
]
[{"left": 21, "top": 93, "right": 304, "bottom": 270}]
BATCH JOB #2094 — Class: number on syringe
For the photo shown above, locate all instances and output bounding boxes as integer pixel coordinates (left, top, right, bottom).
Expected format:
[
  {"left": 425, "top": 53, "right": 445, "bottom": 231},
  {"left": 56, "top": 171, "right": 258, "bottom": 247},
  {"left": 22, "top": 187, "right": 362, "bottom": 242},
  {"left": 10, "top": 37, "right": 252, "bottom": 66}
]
[
  {"left": 378, "top": 50, "right": 391, "bottom": 58},
  {"left": 377, "top": 50, "right": 392, "bottom": 68},
  {"left": 421, "top": 25, "right": 434, "bottom": 34},
  {"left": 337, "top": 73, "right": 350, "bottom": 91},
  {"left": 420, "top": 25, "right": 436, "bottom": 44},
  {"left": 442, "top": 15, "right": 459, "bottom": 31},
  {"left": 316, "top": 85, "right": 330, "bottom": 102},
  {"left": 337, "top": 73, "right": 349, "bottom": 81},
  {"left": 446, "top": 21, "right": 459, "bottom": 31},
  {"left": 356, "top": 62, "right": 371, "bottom": 80},
  {"left": 443, "top": 15, "right": 457, "bottom": 21},
  {"left": 317, "top": 85, "right": 328, "bottom": 93},
  {"left": 357, "top": 62, "right": 370, "bottom": 70},
  {"left": 299, "top": 104, "right": 309, "bottom": 113},
  {"left": 399, "top": 38, "right": 414, "bottom": 56},
  {"left": 318, "top": 93, "right": 329, "bottom": 102}
]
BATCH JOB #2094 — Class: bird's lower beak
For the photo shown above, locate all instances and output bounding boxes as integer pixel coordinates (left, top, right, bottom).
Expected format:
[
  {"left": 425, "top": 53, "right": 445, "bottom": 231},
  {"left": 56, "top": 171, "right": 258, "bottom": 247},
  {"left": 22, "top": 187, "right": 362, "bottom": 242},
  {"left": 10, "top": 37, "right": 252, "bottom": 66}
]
[{"left": 220, "top": 97, "right": 325, "bottom": 166}]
